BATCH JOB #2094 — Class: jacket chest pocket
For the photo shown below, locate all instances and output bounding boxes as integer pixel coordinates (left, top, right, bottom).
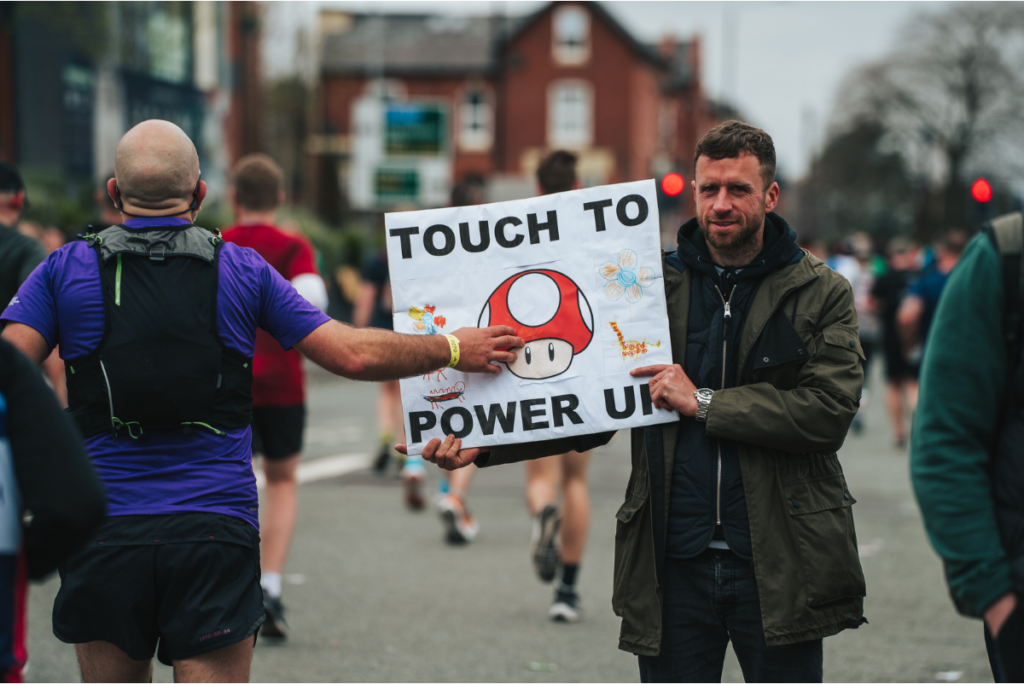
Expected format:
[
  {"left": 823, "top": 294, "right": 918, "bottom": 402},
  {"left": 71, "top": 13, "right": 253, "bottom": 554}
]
[
  {"left": 746, "top": 310, "right": 809, "bottom": 389},
  {"left": 784, "top": 473, "right": 866, "bottom": 607}
]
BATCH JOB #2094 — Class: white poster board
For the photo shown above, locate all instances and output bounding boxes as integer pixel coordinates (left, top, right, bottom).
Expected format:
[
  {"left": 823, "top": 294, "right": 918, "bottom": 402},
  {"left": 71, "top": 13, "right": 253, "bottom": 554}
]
[{"left": 385, "top": 180, "right": 677, "bottom": 455}]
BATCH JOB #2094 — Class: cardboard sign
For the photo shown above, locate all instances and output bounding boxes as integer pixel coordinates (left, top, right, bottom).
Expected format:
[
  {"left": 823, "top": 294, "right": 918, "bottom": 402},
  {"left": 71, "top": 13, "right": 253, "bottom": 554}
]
[{"left": 385, "top": 180, "right": 677, "bottom": 455}]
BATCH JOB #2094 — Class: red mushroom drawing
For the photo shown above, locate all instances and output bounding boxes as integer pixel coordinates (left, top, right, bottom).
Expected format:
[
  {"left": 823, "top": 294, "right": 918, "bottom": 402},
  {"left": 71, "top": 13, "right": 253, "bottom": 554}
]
[{"left": 478, "top": 269, "right": 594, "bottom": 379}]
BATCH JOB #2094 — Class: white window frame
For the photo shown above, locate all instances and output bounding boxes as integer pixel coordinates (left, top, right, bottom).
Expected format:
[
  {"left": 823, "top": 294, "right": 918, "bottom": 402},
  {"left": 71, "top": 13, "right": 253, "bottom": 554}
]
[
  {"left": 552, "top": 5, "right": 590, "bottom": 66},
  {"left": 548, "top": 80, "right": 593, "bottom": 149},
  {"left": 457, "top": 86, "right": 494, "bottom": 152}
]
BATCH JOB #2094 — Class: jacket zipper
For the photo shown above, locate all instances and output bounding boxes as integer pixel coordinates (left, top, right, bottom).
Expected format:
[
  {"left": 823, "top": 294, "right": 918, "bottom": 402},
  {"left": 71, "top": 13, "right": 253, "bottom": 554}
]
[{"left": 713, "top": 283, "right": 735, "bottom": 528}]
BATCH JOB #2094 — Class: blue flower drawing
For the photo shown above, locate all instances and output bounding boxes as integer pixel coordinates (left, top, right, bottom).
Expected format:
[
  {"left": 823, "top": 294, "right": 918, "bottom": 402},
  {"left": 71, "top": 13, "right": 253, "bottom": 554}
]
[{"left": 600, "top": 249, "right": 655, "bottom": 303}]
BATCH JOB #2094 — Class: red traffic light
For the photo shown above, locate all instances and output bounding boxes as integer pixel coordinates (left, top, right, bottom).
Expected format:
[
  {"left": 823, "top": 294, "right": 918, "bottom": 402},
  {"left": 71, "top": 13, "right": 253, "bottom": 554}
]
[
  {"left": 661, "top": 172, "right": 685, "bottom": 197},
  {"left": 971, "top": 178, "right": 993, "bottom": 203}
]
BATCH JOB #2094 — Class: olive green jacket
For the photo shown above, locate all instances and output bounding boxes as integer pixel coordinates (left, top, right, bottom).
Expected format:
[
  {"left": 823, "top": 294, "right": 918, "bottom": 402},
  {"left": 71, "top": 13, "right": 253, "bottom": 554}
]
[{"left": 477, "top": 249, "right": 867, "bottom": 654}]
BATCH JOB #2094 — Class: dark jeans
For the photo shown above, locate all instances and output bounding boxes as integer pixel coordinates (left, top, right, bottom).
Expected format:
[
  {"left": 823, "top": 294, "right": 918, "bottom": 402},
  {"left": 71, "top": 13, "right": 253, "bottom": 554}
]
[
  {"left": 638, "top": 549, "right": 823, "bottom": 683},
  {"left": 985, "top": 605, "right": 1023, "bottom": 683}
]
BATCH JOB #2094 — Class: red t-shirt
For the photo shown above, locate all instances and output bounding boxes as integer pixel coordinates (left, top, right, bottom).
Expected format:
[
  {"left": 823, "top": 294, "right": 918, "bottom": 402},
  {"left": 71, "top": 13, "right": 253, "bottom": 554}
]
[{"left": 222, "top": 224, "right": 320, "bottom": 407}]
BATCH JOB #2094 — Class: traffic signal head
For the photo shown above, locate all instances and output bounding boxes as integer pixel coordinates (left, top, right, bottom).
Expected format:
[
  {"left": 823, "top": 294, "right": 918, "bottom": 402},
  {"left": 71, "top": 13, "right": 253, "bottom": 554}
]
[
  {"left": 971, "top": 178, "right": 993, "bottom": 203},
  {"left": 661, "top": 172, "right": 685, "bottom": 197}
]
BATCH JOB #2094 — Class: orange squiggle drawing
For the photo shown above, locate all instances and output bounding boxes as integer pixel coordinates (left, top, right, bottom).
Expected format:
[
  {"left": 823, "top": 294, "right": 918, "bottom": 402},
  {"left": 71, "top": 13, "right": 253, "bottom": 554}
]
[{"left": 609, "top": 321, "right": 661, "bottom": 360}]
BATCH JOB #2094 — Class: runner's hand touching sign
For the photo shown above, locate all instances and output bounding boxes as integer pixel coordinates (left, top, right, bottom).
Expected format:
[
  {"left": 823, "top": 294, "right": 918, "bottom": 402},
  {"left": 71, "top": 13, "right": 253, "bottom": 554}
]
[{"left": 451, "top": 326, "right": 523, "bottom": 375}]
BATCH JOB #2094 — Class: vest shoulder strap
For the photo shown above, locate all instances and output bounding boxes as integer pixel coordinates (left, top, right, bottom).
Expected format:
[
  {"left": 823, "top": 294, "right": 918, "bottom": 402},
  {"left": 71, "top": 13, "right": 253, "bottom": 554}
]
[
  {"left": 984, "top": 212, "right": 1024, "bottom": 369},
  {"left": 86, "top": 224, "right": 220, "bottom": 264}
]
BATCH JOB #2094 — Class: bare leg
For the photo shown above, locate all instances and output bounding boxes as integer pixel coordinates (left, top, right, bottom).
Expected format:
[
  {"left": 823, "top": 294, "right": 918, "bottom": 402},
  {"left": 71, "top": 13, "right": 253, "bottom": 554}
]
[
  {"left": 525, "top": 456, "right": 560, "bottom": 516},
  {"left": 906, "top": 378, "right": 919, "bottom": 413},
  {"left": 886, "top": 382, "right": 906, "bottom": 444},
  {"left": 448, "top": 462, "right": 476, "bottom": 497},
  {"left": 379, "top": 380, "right": 404, "bottom": 445},
  {"left": 172, "top": 635, "right": 254, "bottom": 683},
  {"left": 261, "top": 453, "right": 301, "bottom": 575},
  {"left": 559, "top": 451, "right": 591, "bottom": 565},
  {"left": 76, "top": 641, "right": 152, "bottom": 683}
]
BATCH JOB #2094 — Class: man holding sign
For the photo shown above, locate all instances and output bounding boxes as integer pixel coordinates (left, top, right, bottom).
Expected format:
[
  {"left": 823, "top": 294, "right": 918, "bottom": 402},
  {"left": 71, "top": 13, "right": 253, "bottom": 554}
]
[{"left": 403, "top": 121, "right": 866, "bottom": 683}]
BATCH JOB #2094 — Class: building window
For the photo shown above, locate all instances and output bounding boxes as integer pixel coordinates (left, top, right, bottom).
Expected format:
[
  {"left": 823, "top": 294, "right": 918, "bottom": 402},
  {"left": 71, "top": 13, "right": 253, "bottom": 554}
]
[
  {"left": 552, "top": 5, "right": 590, "bottom": 66},
  {"left": 458, "top": 88, "right": 493, "bottom": 152},
  {"left": 548, "top": 80, "right": 593, "bottom": 148}
]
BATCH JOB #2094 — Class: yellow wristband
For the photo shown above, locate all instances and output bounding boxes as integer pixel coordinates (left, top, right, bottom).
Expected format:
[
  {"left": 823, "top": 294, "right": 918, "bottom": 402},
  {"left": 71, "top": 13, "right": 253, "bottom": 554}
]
[{"left": 444, "top": 334, "right": 461, "bottom": 368}]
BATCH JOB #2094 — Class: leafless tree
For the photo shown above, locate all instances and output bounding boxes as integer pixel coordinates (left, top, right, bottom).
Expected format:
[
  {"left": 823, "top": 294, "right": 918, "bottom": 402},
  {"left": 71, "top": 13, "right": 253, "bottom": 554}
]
[{"left": 833, "top": 2, "right": 1024, "bottom": 238}]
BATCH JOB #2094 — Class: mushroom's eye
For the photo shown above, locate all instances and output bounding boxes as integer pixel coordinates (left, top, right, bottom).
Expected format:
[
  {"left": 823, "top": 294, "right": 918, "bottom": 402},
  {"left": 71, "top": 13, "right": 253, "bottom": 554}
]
[
  {"left": 525, "top": 346, "right": 532, "bottom": 364},
  {"left": 548, "top": 342, "right": 555, "bottom": 361}
]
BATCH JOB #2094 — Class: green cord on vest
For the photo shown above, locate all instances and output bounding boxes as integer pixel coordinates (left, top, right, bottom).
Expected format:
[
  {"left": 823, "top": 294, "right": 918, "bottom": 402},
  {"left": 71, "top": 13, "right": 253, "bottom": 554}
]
[
  {"left": 181, "top": 422, "right": 225, "bottom": 436},
  {"left": 69, "top": 365, "right": 75, "bottom": 375},
  {"left": 111, "top": 417, "right": 143, "bottom": 439},
  {"left": 115, "top": 254, "right": 122, "bottom": 306}
]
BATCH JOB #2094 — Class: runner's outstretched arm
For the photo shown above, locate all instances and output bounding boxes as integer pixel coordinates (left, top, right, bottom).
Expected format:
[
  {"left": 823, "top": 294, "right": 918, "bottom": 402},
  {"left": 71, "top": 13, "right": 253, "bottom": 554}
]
[{"left": 294, "top": 320, "right": 523, "bottom": 381}]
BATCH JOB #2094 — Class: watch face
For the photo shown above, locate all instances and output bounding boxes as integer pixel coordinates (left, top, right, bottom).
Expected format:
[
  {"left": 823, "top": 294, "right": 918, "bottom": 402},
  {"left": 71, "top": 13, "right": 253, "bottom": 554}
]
[{"left": 697, "top": 389, "right": 714, "bottom": 400}]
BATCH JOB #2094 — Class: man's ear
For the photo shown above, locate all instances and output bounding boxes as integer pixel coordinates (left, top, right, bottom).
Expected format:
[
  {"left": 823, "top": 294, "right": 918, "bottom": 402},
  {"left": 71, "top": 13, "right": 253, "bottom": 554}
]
[
  {"left": 106, "top": 178, "right": 118, "bottom": 207},
  {"left": 763, "top": 181, "right": 780, "bottom": 214},
  {"left": 193, "top": 181, "right": 208, "bottom": 214}
]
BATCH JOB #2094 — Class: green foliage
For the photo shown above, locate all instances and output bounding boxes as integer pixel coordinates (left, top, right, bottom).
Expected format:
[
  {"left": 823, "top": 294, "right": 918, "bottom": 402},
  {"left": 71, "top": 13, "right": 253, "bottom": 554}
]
[
  {"left": 276, "top": 206, "right": 369, "bottom": 274},
  {"left": 19, "top": 170, "right": 95, "bottom": 234}
]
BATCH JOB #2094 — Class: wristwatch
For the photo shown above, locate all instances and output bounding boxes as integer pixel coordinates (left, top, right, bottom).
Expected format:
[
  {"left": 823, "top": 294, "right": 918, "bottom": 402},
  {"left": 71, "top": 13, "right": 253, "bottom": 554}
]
[{"left": 694, "top": 388, "right": 714, "bottom": 423}]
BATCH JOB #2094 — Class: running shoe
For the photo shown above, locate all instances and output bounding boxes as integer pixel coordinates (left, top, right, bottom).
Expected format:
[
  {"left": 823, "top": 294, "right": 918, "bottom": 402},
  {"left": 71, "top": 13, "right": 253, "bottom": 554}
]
[
  {"left": 372, "top": 446, "right": 391, "bottom": 475},
  {"left": 437, "top": 493, "right": 479, "bottom": 544},
  {"left": 548, "top": 584, "right": 581, "bottom": 623},
  {"left": 401, "top": 458, "right": 427, "bottom": 511},
  {"left": 531, "top": 503, "right": 561, "bottom": 583},
  {"left": 261, "top": 591, "right": 289, "bottom": 639}
]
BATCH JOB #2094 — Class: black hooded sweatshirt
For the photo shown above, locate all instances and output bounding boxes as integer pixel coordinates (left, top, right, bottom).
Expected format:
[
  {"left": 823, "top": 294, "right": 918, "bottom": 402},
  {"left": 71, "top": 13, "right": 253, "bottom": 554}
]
[{"left": 666, "top": 212, "right": 803, "bottom": 559}]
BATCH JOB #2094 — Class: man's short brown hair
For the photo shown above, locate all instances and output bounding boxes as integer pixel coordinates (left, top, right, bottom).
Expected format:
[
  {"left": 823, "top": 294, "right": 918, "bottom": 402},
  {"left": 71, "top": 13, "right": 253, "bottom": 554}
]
[
  {"left": 693, "top": 121, "right": 776, "bottom": 190},
  {"left": 536, "top": 150, "right": 577, "bottom": 195},
  {"left": 232, "top": 154, "right": 284, "bottom": 211}
]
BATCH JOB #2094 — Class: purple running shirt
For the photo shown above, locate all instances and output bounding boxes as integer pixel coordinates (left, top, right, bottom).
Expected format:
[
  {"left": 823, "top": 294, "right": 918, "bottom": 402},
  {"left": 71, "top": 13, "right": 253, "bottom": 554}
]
[{"left": 1, "top": 218, "right": 331, "bottom": 528}]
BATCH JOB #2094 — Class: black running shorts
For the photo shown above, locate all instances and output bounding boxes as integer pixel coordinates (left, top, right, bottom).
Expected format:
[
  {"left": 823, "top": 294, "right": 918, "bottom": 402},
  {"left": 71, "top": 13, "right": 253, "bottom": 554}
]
[
  {"left": 251, "top": 405, "right": 306, "bottom": 461},
  {"left": 53, "top": 514, "right": 264, "bottom": 666}
]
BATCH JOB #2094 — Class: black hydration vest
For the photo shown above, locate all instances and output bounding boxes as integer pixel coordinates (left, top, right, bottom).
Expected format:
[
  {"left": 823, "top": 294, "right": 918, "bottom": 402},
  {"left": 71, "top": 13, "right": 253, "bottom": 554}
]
[
  {"left": 984, "top": 212, "right": 1024, "bottom": 599},
  {"left": 65, "top": 223, "right": 254, "bottom": 439}
]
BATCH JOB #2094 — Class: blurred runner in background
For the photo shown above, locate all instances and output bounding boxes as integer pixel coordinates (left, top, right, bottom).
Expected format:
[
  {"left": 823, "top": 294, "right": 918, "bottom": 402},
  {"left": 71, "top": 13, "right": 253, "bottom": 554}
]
[
  {"left": 524, "top": 151, "right": 592, "bottom": 623},
  {"left": 897, "top": 229, "right": 968, "bottom": 365},
  {"left": 223, "top": 154, "right": 329, "bottom": 640},
  {"left": 0, "top": 163, "right": 65, "bottom": 405},
  {"left": 871, "top": 237, "right": 920, "bottom": 448},
  {"left": 0, "top": 163, "right": 45, "bottom": 318},
  {"left": 848, "top": 232, "right": 880, "bottom": 435}
]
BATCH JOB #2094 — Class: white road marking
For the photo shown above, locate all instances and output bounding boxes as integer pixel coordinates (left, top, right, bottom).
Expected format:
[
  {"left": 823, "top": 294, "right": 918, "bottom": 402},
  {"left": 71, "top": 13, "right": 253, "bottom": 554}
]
[{"left": 255, "top": 453, "right": 372, "bottom": 489}]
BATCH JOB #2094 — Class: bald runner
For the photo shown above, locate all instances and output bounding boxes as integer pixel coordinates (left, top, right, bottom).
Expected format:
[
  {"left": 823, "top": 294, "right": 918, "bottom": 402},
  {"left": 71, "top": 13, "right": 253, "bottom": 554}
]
[{"left": 2, "top": 121, "right": 522, "bottom": 683}]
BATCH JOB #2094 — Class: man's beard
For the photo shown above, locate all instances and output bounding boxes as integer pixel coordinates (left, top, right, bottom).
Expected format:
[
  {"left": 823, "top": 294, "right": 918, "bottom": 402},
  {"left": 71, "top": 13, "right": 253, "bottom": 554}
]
[{"left": 698, "top": 206, "right": 765, "bottom": 260}]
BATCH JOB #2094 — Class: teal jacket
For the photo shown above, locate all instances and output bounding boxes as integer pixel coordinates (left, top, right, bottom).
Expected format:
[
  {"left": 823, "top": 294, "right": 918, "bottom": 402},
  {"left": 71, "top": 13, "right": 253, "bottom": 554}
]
[{"left": 911, "top": 233, "right": 1014, "bottom": 617}]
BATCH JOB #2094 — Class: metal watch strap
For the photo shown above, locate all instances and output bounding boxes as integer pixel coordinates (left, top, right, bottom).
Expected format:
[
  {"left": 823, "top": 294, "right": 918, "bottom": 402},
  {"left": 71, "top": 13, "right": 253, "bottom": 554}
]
[{"left": 694, "top": 389, "right": 713, "bottom": 423}]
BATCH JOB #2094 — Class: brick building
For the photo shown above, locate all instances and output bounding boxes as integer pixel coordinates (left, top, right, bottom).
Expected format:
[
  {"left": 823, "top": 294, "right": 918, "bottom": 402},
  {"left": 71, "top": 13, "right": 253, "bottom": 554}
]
[
  {"left": 314, "top": 2, "right": 732, "bottom": 234},
  {"left": 0, "top": 2, "right": 263, "bottom": 213}
]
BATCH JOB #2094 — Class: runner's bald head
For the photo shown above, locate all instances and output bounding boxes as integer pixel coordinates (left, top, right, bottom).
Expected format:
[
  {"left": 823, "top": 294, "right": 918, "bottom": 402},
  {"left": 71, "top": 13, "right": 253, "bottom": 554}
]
[{"left": 114, "top": 120, "right": 200, "bottom": 213}]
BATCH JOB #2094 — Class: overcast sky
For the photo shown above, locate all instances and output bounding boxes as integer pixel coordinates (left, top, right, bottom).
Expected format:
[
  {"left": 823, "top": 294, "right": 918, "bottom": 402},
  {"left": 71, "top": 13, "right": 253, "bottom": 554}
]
[{"left": 264, "top": 1, "right": 948, "bottom": 180}]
